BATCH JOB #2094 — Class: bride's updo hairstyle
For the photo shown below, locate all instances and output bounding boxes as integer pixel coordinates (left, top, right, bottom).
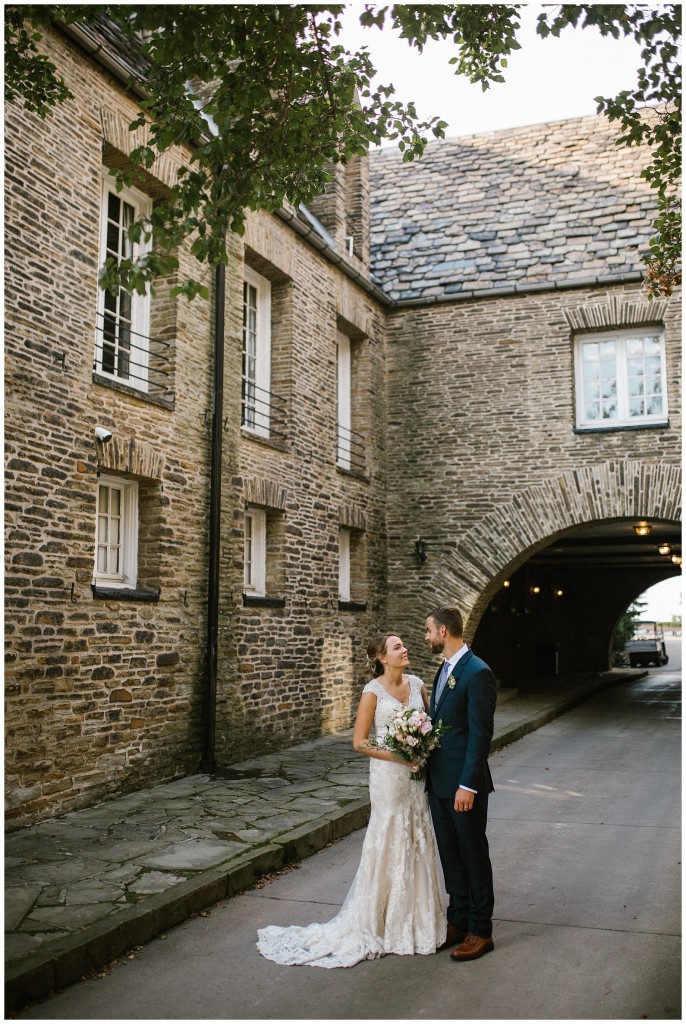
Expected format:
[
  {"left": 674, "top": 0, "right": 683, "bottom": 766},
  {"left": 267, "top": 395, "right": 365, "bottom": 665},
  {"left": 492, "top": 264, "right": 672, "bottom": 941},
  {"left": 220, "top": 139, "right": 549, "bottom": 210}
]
[{"left": 366, "top": 633, "right": 394, "bottom": 677}]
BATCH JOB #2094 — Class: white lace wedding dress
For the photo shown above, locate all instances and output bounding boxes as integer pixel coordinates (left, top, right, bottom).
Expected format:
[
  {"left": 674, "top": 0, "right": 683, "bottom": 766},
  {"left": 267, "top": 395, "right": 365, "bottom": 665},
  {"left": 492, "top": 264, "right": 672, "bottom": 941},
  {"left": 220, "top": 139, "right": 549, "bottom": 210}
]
[{"left": 256, "top": 675, "right": 447, "bottom": 968}]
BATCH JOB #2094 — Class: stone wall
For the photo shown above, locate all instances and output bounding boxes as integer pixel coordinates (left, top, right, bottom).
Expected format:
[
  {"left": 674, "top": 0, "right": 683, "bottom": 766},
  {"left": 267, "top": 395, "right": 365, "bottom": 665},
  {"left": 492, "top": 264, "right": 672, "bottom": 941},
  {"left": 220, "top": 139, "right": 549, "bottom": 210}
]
[
  {"left": 212, "top": 214, "right": 388, "bottom": 763},
  {"left": 4, "top": 24, "right": 388, "bottom": 827},
  {"left": 384, "top": 282, "right": 682, "bottom": 682},
  {"left": 4, "top": 25, "right": 215, "bottom": 826}
]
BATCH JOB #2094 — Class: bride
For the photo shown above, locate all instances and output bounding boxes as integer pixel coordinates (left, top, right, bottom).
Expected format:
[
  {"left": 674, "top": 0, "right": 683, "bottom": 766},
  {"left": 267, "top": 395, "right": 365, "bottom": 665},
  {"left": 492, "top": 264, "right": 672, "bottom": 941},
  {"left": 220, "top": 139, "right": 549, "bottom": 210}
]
[{"left": 256, "top": 632, "right": 447, "bottom": 968}]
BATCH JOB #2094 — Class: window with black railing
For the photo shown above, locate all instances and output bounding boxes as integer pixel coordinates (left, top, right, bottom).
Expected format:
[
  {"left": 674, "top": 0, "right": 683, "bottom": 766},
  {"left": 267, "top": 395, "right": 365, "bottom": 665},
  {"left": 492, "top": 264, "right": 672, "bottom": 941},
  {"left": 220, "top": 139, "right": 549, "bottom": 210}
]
[
  {"left": 94, "top": 175, "right": 175, "bottom": 406},
  {"left": 94, "top": 311, "right": 174, "bottom": 403},
  {"left": 336, "top": 330, "right": 367, "bottom": 474},
  {"left": 241, "top": 379, "right": 288, "bottom": 442},
  {"left": 337, "top": 423, "right": 366, "bottom": 474}
]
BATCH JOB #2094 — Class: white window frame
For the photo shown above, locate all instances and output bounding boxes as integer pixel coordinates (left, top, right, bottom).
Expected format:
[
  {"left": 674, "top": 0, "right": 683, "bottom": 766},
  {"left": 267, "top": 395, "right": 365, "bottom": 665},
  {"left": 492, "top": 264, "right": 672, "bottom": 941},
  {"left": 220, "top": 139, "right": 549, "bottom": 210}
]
[
  {"left": 338, "top": 527, "right": 351, "bottom": 602},
  {"left": 244, "top": 506, "right": 267, "bottom": 596},
  {"left": 336, "top": 331, "right": 352, "bottom": 469},
  {"left": 574, "top": 328, "right": 668, "bottom": 430},
  {"left": 95, "top": 171, "right": 152, "bottom": 392},
  {"left": 242, "top": 267, "right": 272, "bottom": 438},
  {"left": 94, "top": 475, "right": 139, "bottom": 588}
]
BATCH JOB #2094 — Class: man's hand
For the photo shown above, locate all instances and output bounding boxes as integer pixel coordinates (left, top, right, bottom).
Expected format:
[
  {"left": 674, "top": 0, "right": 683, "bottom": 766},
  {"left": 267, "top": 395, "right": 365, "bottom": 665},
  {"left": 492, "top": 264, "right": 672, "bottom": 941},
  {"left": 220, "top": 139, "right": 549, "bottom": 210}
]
[{"left": 454, "top": 786, "right": 474, "bottom": 813}]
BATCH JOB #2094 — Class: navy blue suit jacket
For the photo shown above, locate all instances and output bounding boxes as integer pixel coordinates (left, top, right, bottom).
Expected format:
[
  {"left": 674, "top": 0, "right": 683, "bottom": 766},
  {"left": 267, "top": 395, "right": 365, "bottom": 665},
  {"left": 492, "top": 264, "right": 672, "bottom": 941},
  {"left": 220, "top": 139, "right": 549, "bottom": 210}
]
[{"left": 427, "top": 648, "right": 496, "bottom": 798}]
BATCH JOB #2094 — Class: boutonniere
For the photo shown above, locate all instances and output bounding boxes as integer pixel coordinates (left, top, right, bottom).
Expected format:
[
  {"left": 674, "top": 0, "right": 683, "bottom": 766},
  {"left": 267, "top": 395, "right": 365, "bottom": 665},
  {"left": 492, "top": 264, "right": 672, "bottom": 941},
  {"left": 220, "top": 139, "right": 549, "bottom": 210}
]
[{"left": 447, "top": 674, "right": 456, "bottom": 690}]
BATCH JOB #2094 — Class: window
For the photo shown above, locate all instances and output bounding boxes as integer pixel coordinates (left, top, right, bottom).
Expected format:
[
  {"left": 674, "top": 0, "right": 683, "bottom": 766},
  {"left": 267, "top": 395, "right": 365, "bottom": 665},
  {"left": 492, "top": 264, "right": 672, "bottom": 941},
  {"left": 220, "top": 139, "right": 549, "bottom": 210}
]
[
  {"left": 95, "top": 172, "right": 152, "bottom": 392},
  {"left": 244, "top": 507, "right": 267, "bottom": 596},
  {"left": 242, "top": 267, "right": 271, "bottom": 437},
  {"left": 336, "top": 330, "right": 367, "bottom": 473},
  {"left": 94, "top": 476, "right": 138, "bottom": 588},
  {"left": 338, "top": 526, "right": 367, "bottom": 610},
  {"left": 338, "top": 527, "right": 351, "bottom": 602},
  {"left": 574, "top": 329, "right": 668, "bottom": 430},
  {"left": 336, "top": 332, "right": 352, "bottom": 470}
]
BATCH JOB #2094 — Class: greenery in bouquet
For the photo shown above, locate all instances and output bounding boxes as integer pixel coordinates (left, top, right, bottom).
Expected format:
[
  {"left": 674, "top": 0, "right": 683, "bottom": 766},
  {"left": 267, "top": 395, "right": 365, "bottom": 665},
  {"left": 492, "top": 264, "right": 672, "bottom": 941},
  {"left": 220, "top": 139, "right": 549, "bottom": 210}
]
[{"left": 382, "top": 707, "right": 450, "bottom": 781}]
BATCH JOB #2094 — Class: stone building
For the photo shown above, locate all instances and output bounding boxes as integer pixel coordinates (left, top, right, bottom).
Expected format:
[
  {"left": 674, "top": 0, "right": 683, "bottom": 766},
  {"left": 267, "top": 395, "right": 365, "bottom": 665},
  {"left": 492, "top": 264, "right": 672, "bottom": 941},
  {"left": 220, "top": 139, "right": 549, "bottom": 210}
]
[
  {"left": 5, "top": 20, "right": 681, "bottom": 828},
  {"left": 372, "top": 116, "right": 681, "bottom": 688},
  {"left": 5, "top": 20, "right": 388, "bottom": 828}
]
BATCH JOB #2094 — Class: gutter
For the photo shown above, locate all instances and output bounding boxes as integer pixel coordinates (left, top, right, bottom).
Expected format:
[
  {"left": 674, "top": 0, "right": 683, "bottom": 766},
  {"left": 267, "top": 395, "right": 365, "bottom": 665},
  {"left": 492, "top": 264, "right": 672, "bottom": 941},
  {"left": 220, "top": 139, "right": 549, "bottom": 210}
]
[
  {"left": 387, "top": 272, "right": 646, "bottom": 310},
  {"left": 58, "top": 20, "right": 149, "bottom": 99}
]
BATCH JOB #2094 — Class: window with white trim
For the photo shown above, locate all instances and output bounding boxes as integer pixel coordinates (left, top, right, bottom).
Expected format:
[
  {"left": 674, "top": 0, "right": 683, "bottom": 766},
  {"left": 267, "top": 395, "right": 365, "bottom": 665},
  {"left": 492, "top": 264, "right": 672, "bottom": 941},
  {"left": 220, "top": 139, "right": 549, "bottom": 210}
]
[
  {"left": 574, "top": 328, "right": 668, "bottom": 430},
  {"left": 94, "top": 476, "right": 138, "bottom": 588},
  {"left": 338, "top": 526, "right": 367, "bottom": 609},
  {"left": 244, "top": 506, "right": 267, "bottom": 596},
  {"left": 336, "top": 332, "right": 352, "bottom": 470},
  {"left": 95, "top": 173, "right": 152, "bottom": 391},
  {"left": 242, "top": 267, "right": 272, "bottom": 437},
  {"left": 338, "top": 527, "right": 351, "bottom": 602}
]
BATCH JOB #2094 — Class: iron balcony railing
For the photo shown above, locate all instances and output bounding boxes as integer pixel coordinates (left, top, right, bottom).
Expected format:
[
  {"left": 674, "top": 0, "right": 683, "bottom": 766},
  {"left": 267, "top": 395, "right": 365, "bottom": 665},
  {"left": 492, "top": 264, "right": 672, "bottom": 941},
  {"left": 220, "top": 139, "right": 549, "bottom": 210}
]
[
  {"left": 94, "top": 313, "right": 174, "bottom": 402},
  {"left": 337, "top": 424, "right": 366, "bottom": 474},
  {"left": 241, "top": 379, "right": 288, "bottom": 442}
]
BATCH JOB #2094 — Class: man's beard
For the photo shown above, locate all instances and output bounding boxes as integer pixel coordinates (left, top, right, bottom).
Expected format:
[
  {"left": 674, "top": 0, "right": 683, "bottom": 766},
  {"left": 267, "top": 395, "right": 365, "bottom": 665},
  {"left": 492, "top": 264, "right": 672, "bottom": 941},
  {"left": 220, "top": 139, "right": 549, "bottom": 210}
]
[{"left": 429, "top": 639, "right": 444, "bottom": 654}]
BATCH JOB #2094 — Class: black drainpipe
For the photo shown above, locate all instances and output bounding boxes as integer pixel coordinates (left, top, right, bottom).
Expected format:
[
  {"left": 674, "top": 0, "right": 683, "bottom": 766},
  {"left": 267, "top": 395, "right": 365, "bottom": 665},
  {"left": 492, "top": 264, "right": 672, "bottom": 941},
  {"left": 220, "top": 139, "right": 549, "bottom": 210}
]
[{"left": 201, "top": 258, "right": 226, "bottom": 773}]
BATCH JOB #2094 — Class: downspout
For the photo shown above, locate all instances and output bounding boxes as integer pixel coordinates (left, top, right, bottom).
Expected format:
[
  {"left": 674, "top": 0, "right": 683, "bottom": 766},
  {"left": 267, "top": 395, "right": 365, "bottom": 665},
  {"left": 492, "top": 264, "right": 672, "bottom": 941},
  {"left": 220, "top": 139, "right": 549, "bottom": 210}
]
[{"left": 202, "top": 258, "right": 226, "bottom": 772}]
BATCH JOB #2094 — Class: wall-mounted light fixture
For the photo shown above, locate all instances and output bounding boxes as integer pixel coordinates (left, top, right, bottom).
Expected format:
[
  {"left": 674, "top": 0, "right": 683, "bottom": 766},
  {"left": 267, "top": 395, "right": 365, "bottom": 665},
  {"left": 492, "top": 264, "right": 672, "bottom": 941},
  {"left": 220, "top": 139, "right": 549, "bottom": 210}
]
[
  {"left": 658, "top": 543, "right": 672, "bottom": 556},
  {"left": 554, "top": 588, "right": 564, "bottom": 597},
  {"left": 634, "top": 521, "right": 651, "bottom": 537},
  {"left": 671, "top": 554, "right": 682, "bottom": 567},
  {"left": 530, "top": 585, "right": 541, "bottom": 595},
  {"left": 414, "top": 538, "right": 427, "bottom": 564},
  {"left": 502, "top": 580, "right": 510, "bottom": 589},
  {"left": 95, "top": 426, "right": 113, "bottom": 443}
]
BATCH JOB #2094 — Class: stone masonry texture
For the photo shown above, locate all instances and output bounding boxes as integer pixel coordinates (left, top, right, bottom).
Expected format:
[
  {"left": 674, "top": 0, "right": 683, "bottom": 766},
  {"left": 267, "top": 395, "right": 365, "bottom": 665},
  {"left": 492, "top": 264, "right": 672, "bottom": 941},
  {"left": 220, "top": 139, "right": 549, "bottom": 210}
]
[{"left": 4, "top": 19, "right": 681, "bottom": 827}]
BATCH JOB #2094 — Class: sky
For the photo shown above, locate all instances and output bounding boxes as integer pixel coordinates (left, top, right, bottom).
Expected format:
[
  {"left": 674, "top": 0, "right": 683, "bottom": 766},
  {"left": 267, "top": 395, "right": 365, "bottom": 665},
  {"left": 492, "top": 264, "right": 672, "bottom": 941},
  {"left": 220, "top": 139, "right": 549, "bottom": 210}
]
[
  {"left": 637, "top": 576, "right": 682, "bottom": 623},
  {"left": 339, "top": 3, "right": 642, "bottom": 139}
]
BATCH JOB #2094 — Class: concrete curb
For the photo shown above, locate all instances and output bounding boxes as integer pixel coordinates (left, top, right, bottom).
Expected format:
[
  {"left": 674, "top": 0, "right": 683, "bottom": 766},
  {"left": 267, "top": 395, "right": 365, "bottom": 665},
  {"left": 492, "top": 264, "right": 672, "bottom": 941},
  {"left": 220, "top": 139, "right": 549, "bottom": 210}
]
[{"left": 4, "top": 673, "right": 640, "bottom": 1013}]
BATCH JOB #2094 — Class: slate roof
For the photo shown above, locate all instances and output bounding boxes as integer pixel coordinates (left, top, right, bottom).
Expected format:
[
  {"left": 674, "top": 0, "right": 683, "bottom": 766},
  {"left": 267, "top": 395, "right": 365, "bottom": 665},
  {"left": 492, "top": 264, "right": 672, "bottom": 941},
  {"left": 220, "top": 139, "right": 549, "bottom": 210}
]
[{"left": 369, "top": 112, "right": 657, "bottom": 303}]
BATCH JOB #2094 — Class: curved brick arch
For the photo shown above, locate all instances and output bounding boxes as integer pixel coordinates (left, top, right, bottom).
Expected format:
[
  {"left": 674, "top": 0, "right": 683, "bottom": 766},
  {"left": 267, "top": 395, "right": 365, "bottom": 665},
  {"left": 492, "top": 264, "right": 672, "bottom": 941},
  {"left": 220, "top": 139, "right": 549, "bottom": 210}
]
[{"left": 433, "top": 459, "right": 682, "bottom": 639}]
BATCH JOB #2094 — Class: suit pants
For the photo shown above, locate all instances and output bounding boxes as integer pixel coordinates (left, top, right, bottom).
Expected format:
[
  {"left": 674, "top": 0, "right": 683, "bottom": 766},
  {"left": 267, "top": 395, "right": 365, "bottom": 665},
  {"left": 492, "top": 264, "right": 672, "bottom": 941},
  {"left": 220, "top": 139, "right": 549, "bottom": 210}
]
[{"left": 428, "top": 787, "right": 494, "bottom": 938}]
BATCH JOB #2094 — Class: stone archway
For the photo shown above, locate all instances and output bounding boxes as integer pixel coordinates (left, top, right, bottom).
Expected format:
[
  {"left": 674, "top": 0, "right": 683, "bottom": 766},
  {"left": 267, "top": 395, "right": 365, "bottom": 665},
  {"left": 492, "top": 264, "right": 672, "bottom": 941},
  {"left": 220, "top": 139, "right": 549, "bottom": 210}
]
[{"left": 428, "top": 458, "right": 681, "bottom": 642}]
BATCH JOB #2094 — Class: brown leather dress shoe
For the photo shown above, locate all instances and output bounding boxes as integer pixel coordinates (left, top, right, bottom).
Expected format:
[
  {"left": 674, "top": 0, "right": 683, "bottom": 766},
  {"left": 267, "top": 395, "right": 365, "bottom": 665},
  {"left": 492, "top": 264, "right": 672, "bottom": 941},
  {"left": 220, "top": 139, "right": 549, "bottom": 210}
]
[
  {"left": 450, "top": 932, "right": 495, "bottom": 961},
  {"left": 437, "top": 923, "right": 468, "bottom": 951}
]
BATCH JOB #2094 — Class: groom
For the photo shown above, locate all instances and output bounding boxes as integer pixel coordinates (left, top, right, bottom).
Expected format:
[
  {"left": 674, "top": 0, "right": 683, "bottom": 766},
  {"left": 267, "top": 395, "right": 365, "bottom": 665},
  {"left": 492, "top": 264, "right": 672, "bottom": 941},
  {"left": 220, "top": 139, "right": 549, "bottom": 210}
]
[{"left": 425, "top": 605, "right": 497, "bottom": 961}]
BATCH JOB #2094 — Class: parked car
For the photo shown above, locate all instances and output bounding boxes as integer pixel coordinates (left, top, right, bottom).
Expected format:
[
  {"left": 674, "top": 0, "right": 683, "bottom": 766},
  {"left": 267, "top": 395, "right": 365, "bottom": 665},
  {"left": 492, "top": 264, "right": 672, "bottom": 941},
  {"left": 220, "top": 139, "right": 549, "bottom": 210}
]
[{"left": 624, "top": 621, "right": 669, "bottom": 668}]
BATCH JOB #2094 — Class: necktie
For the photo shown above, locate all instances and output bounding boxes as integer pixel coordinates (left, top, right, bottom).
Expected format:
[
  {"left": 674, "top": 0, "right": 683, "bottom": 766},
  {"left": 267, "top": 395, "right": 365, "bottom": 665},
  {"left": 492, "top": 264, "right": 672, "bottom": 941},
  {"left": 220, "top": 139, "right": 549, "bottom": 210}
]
[{"left": 435, "top": 659, "right": 451, "bottom": 703}]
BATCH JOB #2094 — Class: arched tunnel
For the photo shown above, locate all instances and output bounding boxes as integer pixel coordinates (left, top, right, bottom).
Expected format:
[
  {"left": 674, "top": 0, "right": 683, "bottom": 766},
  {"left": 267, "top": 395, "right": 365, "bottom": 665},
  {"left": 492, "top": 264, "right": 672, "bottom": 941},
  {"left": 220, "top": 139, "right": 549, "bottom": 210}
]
[{"left": 472, "top": 517, "right": 681, "bottom": 689}]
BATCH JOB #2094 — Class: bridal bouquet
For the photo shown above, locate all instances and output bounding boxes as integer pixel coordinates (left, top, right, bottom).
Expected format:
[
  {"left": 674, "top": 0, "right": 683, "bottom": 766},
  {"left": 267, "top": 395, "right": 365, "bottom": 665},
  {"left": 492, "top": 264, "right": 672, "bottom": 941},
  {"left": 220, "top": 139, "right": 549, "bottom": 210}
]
[{"left": 382, "top": 708, "right": 450, "bottom": 781}]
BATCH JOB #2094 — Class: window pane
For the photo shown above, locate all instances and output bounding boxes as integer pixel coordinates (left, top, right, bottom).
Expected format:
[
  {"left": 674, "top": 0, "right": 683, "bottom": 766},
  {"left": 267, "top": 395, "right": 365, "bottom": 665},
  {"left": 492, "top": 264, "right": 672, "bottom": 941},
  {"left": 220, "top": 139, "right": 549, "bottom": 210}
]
[
  {"left": 99, "top": 485, "right": 109, "bottom": 513},
  {"left": 106, "top": 220, "right": 120, "bottom": 256},
  {"left": 599, "top": 341, "right": 615, "bottom": 359},
  {"left": 647, "top": 396, "right": 663, "bottom": 415},
  {"left": 602, "top": 399, "right": 617, "bottom": 419},
  {"left": 107, "top": 192, "right": 120, "bottom": 223},
  {"left": 111, "top": 489, "right": 121, "bottom": 515},
  {"left": 582, "top": 343, "right": 599, "bottom": 362},
  {"left": 629, "top": 398, "right": 644, "bottom": 417}
]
